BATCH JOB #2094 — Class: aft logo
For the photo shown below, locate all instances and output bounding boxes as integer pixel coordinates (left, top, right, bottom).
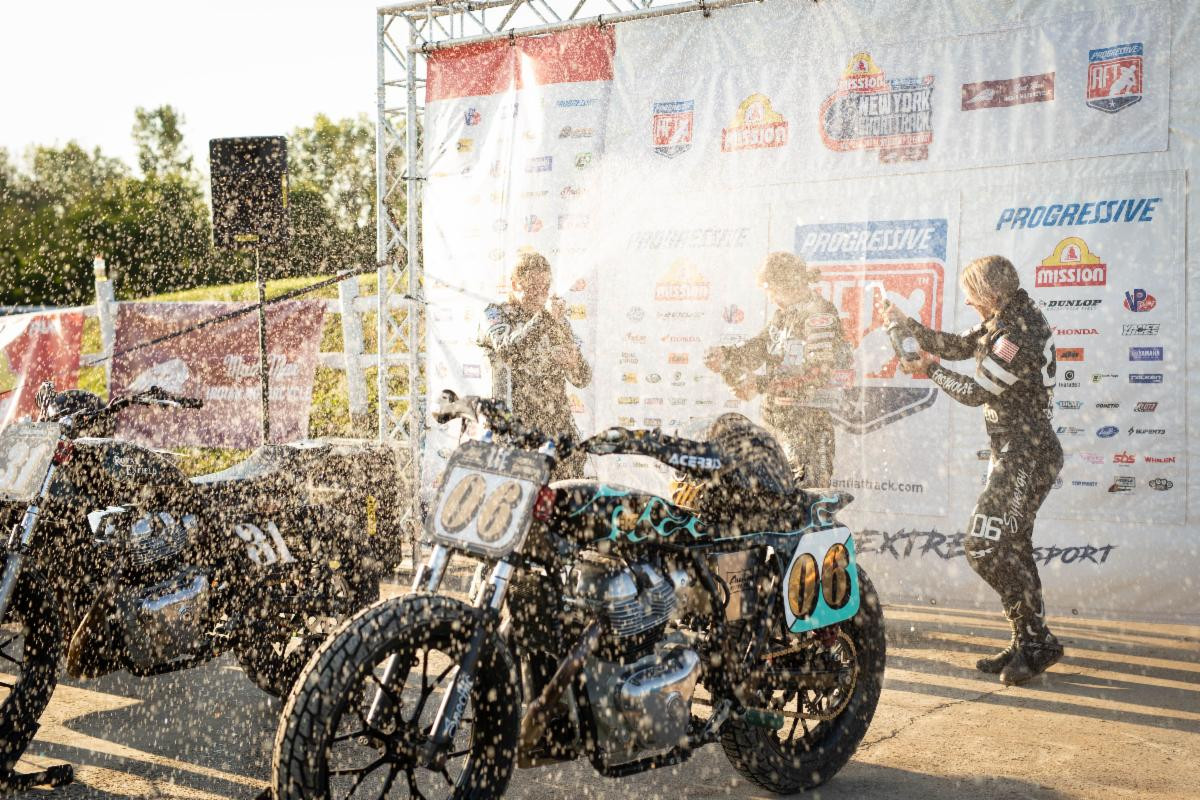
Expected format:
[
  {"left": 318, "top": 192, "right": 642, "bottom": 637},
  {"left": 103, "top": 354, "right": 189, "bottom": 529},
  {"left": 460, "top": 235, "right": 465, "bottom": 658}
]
[
  {"left": 1036, "top": 237, "right": 1106, "bottom": 288},
  {"left": 819, "top": 52, "right": 934, "bottom": 162},
  {"left": 1123, "top": 288, "right": 1156, "bottom": 312},
  {"left": 652, "top": 100, "right": 695, "bottom": 158},
  {"left": 1087, "top": 42, "right": 1144, "bottom": 113},
  {"left": 722, "top": 93, "right": 788, "bottom": 151}
]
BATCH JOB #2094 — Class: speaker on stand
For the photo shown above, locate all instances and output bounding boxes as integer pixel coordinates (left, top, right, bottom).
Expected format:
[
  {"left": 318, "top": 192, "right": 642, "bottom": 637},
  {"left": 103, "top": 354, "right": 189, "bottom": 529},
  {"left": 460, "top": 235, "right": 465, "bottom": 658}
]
[{"left": 209, "top": 136, "right": 289, "bottom": 444}]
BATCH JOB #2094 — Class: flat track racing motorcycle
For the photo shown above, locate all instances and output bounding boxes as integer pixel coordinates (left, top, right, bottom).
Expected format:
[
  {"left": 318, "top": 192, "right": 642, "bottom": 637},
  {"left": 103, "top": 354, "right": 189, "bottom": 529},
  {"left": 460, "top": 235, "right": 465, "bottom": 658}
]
[
  {"left": 0, "top": 382, "right": 381, "bottom": 785},
  {"left": 273, "top": 390, "right": 885, "bottom": 799}
]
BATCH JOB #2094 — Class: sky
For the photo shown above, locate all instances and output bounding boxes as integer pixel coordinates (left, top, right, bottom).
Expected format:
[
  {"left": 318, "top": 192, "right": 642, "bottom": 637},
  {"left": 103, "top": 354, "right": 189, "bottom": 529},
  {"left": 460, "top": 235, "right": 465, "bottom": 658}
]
[{"left": 0, "top": 0, "right": 387, "bottom": 173}]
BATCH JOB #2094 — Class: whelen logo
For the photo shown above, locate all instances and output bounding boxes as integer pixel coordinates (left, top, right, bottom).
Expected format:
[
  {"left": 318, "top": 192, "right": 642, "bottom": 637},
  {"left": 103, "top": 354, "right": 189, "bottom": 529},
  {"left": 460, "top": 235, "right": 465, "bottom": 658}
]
[
  {"left": 1144, "top": 455, "right": 1176, "bottom": 463},
  {"left": 1036, "top": 237, "right": 1107, "bottom": 287}
]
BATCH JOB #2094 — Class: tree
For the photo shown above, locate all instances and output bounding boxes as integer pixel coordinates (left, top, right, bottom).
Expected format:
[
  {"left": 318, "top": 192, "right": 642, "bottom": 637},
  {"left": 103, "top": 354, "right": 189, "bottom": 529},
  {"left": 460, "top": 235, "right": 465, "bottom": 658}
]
[
  {"left": 284, "top": 114, "right": 377, "bottom": 276},
  {"left": 132, "top": 105, "right": 192, "bottom": 178}
]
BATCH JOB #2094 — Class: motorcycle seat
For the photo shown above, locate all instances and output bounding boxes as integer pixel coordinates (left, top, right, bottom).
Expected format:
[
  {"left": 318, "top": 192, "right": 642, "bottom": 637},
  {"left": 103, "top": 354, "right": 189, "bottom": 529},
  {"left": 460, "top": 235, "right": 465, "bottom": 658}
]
[{"left": 189, "top": 441, "right": 330, "bottom": 494}]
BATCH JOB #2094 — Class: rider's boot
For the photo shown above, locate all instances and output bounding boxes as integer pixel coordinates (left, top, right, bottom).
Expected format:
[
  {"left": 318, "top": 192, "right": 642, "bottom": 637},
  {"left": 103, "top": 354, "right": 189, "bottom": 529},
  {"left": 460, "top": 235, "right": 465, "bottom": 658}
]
[
  {"left": 976, "top": 613, "right": 1020, "bottom": 674},
  {"left": 999, "top": 600, "right": 1064, "bottom": 686}
]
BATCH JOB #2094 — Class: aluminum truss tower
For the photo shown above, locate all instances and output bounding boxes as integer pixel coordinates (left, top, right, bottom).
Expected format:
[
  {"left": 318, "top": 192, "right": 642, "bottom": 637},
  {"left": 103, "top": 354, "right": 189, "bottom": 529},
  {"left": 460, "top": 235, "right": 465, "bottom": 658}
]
[{"left": 373, "top": 0, "right": 756, "bottom": 537}]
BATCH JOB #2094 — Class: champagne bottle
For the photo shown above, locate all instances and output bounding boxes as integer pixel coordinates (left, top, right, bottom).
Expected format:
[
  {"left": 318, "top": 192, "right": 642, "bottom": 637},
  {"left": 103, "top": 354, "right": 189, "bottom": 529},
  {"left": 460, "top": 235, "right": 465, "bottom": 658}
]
[{"left": 886, "top": 320, "right": 920, "bottom": 361}]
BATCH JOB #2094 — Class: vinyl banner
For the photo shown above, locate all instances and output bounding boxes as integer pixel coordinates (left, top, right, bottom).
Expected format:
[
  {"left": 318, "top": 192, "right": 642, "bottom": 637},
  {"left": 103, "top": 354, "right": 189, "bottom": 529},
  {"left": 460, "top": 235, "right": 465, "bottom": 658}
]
[
  {"left": 0, "top": 311, "right": 85, "bottom": 431},
  {"left": 767, "top": 204, "right": 959, "bottom": 517},
  {"left": 960, "top": 171, "right": 1185, "bottom": 524},
  {"left": 422, "top": 29, "right": 613, "bottom": 484},
  {"left": 606, "top": 1, "right": 1169, "bottom": 186},
  {"left": 110, "top": 301, "right": 325, "bottom": 449}
]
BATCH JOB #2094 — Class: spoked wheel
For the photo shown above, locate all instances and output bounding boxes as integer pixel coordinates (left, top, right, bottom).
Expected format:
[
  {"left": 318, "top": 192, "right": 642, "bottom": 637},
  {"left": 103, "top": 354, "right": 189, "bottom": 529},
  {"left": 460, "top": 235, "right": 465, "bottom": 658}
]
[
  {"left": 0, "top": 581, "right": 62, "bottom": 773},
  {"left": 721, "top": 567, "right": 886, "bottom": 794},
  {"left": 273, "top": 595, "right": 519, "bottom": 800}
]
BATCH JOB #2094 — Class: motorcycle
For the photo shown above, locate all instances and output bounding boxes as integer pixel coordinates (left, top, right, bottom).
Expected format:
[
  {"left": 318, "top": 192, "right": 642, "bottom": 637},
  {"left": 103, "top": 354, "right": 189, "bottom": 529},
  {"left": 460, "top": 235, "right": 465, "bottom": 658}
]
[
  {"left": 273, "top": 390, "right": 885, "bottom": 798},
  {"left": 0, "top": 382, "right": 382, "bottom": 780}
]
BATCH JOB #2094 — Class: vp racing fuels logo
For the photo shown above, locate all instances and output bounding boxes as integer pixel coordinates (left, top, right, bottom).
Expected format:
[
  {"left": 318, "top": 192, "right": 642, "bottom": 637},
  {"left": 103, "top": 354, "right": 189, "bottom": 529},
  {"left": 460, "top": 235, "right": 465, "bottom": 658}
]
[
  {"left": 1036, "top": 237, "right": 1106, "bottom": 288},
  {"left": 721, "top": 94, "right": 788, "bottom": 151},
  {"left": 820, "top": 52, "right": 934, "bottom": 162},
  {"left": 1087, "top": 42, "right": 1143, "bottom": 113},
  {"left": 652, "top": 100, "right": 694, "bottom": 158}
]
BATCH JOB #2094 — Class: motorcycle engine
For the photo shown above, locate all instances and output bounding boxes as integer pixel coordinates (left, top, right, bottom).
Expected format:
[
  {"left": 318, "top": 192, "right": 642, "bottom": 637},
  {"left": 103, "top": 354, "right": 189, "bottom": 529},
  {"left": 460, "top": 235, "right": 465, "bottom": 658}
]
[
  {"left": 89, "top": 507, "right": 196, "bottom": 578},
  {"left": 569, "top": 553, "right": 702, "bottom": 765}
]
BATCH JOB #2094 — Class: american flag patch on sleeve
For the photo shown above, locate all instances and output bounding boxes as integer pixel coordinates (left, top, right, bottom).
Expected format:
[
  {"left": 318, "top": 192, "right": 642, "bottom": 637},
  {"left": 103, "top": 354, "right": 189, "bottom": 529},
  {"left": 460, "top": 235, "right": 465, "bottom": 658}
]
[{"left": 992, "top": 335, "right": 1020, "bottom": 363}]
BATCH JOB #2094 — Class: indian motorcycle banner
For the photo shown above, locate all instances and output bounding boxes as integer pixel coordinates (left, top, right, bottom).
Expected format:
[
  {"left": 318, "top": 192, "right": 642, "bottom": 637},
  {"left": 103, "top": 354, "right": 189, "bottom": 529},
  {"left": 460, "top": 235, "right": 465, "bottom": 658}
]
[{"left": 110, "top": 301, "right": 325, "bottom": 449}]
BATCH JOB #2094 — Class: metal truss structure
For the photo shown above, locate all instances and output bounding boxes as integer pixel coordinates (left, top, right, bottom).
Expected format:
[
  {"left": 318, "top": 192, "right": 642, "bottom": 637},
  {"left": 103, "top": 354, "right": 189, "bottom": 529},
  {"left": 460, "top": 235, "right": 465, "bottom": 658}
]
[{"left": 373, "top": 0, "right": 756, "bottom": 537}]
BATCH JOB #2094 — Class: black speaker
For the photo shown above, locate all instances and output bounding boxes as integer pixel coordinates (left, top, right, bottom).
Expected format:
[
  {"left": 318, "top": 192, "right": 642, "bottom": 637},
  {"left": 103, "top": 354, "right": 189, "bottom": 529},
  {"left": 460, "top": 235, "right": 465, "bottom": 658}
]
[{"left": 209, "top": 136, "right": 289, "bottom": 251}]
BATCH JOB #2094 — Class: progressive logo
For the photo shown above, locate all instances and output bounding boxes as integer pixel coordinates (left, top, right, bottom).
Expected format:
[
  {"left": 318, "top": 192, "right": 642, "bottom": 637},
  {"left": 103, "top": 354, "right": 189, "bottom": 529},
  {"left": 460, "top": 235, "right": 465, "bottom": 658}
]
[{"left": 1036, "top": 237, "right": 1106, "bottom": 288}]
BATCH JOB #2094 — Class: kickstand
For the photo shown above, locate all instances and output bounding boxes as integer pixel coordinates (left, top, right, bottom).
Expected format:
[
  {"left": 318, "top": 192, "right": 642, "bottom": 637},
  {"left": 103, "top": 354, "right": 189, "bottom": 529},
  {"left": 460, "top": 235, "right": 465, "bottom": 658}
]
[{"left": 0, "top": 763, "right": 74, "bottom": 793}]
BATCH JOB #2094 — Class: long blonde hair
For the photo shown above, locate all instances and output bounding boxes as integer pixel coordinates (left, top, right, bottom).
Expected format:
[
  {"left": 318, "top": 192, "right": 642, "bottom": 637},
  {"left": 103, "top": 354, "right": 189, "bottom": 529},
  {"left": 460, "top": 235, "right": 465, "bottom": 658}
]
[{"left": 961, "top": 255, "right": 1019, "bottom": 317}]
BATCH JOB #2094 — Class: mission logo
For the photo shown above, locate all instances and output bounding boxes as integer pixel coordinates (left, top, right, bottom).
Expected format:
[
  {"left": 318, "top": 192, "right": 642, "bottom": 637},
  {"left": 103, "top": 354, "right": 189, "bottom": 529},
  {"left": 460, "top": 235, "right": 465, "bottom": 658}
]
[
  {"left": 721, "top": 94, "right": 788, "bottom": 151},
  {"left": 1036, "top": 237, "right": 1106, "bottom": 288}
]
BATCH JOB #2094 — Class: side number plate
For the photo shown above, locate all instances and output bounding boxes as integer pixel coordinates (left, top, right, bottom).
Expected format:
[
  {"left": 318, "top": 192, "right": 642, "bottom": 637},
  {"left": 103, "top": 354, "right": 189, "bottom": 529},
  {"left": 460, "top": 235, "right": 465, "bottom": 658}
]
[{"left": 781, "top": 526, "right": 860, "bottom": 633}]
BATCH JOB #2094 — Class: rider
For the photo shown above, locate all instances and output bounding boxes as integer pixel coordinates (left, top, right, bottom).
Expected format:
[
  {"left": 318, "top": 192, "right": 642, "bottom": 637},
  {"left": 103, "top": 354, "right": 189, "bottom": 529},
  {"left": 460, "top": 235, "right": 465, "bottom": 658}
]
[
  {"left": 881, "top": 254, "right": 1064, "bottom": 685},
  {"left": 478, "top": 250, "right": 592, "bottom": 478},
  {"left": 703, "top": 251, "right": 851, "bottom": 488}
]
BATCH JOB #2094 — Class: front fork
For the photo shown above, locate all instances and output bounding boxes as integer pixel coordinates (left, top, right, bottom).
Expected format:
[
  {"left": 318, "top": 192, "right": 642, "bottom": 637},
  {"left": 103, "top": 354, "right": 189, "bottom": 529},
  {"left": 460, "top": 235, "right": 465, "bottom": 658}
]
[
  {"left": 0, "top": 462, "right": 57, "bottom": 623},
  {"left": 367, "top": 544, "right": 516, "bottom": 769}
]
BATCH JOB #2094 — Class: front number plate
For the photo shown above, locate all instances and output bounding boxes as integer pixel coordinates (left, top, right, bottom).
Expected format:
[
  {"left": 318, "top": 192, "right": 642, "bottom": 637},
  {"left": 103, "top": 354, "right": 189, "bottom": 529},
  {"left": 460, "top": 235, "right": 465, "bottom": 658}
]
[
  {"left": 781, "top": 526, "right": 861, "bottom": 633},
  {"left": 427, "top": 441, "right": 550, "bottom": 558},
  {"left": 0, "top": 423, "right": 59, "bottom": 503}
]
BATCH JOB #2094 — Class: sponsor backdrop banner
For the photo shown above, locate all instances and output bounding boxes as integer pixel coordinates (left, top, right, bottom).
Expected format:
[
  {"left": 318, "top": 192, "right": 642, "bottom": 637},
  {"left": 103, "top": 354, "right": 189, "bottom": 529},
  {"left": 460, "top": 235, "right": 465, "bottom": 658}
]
[
  {"left": 422, "top": 2, "right": 1197, "bottom": 621},
  {"left": 0, "top": 311, "right": 85, "bottom": 430},
  {"left": 606, "top": 1, "right": 1169, "bottom": 186},
  {"left": 110, "top": 302, "right": 325, "bottom": 449}
]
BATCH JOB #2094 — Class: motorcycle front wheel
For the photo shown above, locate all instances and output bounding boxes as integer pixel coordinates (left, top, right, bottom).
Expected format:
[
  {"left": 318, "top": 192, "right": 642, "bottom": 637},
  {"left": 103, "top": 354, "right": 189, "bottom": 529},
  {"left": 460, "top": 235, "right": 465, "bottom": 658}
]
[
  {"left": 273, "top": 594, "right": 520, "bottom": 800},
  {"left": 720, "top": 566, "right": 886, "bottom": 794},
  {"left": 0, "top": 576, "right": 63, "bottom": 773}
]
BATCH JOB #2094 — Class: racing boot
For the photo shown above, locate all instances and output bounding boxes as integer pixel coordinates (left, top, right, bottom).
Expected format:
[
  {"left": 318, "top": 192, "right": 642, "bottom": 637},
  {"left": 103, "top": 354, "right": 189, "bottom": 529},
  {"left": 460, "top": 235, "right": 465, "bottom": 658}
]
[
  {"left": 976, "top": 613, "right": 1020, "bottom": 674},
  {"left": 999, "top": 601, "right": 1064, "bottom": 686}
]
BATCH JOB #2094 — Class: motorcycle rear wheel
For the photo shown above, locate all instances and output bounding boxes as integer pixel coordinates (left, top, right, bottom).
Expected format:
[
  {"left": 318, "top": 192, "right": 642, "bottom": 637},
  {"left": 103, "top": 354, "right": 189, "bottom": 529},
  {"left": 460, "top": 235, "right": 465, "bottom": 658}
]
[
  {"left": 273, "top": 595, "right": 519, "bottom": 800},
  {"left": 0, "top": 580, "right": 63, "bottom": 773},
  {"left": 720, "top": 566, "right": 886, "bottom": 794}
]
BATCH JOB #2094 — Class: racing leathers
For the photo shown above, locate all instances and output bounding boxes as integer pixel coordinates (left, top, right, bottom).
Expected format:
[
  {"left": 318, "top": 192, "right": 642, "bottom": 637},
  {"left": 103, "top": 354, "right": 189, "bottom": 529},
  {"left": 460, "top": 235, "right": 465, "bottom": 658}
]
[
  {"left": 906, "top": 288, "right": 1064, "bottom": 682},
  {"left": 717, "top": 296, "right": 852, "bottom": 488},
  {"left": 478, "top": 300, "right": 592, "bottom": 478}
]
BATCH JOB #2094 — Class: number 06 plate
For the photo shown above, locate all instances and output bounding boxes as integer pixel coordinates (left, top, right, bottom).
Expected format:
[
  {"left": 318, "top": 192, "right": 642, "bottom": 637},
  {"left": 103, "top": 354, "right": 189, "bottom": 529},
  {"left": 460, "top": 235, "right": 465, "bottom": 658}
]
[{"left": 427, "top": 441, "right": 550, "bottom": 558}]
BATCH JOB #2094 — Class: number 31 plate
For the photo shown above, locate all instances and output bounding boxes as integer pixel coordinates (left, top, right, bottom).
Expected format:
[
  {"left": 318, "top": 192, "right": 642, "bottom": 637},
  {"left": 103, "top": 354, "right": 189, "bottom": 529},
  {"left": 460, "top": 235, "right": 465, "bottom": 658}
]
[{"left": 428, "top": 441, "right": 551, "bottom": 558}]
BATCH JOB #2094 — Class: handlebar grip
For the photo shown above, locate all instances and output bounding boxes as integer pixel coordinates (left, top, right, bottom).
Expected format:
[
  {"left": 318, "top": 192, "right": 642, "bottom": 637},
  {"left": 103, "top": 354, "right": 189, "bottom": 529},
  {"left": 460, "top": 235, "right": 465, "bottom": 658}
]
[{"left": 178, "top": 396, "right": 203, "bottom": 409}]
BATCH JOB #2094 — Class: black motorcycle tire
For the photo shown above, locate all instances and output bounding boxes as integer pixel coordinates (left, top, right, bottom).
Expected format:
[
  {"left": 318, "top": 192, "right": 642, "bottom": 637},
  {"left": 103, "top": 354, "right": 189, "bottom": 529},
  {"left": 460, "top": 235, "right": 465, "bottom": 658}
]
[
  {"left": 720, "top": 566, "right": 886, "bottom": 794},
  {"left": 273, "top": 594, "right": 520, "bottom": 800},
  {"left": 0, "top": 579, "right": 63, "bottom": 773}
]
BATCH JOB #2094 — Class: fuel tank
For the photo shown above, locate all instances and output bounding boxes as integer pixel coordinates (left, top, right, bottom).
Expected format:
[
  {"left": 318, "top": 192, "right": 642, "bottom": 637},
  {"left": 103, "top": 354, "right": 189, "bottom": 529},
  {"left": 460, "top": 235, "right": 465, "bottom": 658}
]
[
  {"left": 552, "top": 480, "right": 710, "bottom": 547},
  {"left": 49, "top": 437, "right": 189, "bottom": 505}
]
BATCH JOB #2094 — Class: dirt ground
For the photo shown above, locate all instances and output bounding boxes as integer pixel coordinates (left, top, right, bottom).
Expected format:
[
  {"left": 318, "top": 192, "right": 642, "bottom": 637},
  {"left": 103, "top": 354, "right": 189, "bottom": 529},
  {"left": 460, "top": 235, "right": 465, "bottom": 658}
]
[{"left": 16, "top": 595, "right": 1200, "bottom": 800}]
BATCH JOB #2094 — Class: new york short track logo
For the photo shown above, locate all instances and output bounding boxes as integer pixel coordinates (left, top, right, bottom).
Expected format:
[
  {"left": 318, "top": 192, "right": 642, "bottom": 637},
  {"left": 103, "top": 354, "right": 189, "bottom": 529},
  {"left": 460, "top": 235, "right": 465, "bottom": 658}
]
[{"left": 820, "top": 52, "right": 934, "bottom": 162}]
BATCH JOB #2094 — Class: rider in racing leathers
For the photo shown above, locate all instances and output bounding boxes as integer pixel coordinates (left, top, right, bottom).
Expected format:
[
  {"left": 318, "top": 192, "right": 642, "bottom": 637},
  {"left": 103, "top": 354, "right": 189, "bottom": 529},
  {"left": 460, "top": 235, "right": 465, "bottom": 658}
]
[
  {"left": 704, "top": 251, "right": 851, "bottom": 488},
  {"left": 883, "top": 254, "right": 1064, "bottom": 686},
  {"left": 478, "top": 251, "right": 592, "bottom": 479}
]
